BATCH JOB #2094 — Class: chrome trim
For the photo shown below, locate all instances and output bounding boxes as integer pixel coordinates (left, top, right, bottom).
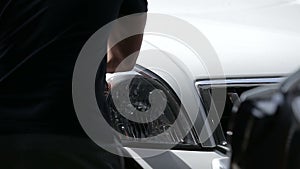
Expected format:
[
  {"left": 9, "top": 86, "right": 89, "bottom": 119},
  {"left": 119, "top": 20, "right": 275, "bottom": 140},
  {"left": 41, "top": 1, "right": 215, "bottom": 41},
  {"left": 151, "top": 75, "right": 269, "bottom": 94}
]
[
  {"left": 194, "top": 77, "right": 285, "bottom": 148},
  {"left": 195, "top": 77, "right": 285, "bottom": 88}
]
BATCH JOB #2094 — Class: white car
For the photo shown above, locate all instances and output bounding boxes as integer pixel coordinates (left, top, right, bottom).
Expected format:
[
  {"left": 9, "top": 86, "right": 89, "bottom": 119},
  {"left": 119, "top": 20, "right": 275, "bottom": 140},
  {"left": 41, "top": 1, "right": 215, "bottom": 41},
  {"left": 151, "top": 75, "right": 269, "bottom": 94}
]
[{"left": 106, "top": 0, "right": 300, "bottom": 168}]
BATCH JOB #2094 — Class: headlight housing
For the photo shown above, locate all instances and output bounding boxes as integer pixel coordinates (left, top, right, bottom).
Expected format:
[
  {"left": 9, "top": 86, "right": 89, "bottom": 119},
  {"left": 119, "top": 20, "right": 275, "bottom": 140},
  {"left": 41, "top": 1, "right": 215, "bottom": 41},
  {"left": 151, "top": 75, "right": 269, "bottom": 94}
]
[{"left": 105, "top": 66, "right": 199, "bottom": 147}]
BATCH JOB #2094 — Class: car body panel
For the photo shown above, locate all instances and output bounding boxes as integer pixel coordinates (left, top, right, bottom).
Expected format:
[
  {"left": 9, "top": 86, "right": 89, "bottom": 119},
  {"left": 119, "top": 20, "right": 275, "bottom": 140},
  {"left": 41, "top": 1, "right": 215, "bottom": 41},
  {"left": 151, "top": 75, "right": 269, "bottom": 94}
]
[
  {"left": 138, "top": 0, "right": 300, "bottom": 79},
  {"left": 120, "top": 1, "right": 300, "bottom": 168},
  {"left": 125, "top": 147, "right": 227, "bottom": 169}
]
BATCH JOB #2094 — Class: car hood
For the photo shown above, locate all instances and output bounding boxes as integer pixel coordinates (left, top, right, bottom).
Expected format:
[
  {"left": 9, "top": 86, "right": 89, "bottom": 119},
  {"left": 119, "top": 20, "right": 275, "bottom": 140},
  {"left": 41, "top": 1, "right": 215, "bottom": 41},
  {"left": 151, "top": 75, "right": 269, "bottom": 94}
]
[{"left": 138, "top": 0, "right": 300, "bottom": 79}]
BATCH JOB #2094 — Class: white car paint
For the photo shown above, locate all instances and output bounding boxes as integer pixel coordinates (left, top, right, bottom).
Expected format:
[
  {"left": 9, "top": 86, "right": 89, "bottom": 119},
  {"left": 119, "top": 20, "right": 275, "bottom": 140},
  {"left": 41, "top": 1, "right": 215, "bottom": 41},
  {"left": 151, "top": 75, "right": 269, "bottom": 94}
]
[
  {"left": 131, "top": 0, "right": 300, "bottom": 168},
  {"left": 138, "top": 0, "right": 300, "bottom": 79},
  {"left": 125, "top": 147, "right": 226, "bottom": 169}
]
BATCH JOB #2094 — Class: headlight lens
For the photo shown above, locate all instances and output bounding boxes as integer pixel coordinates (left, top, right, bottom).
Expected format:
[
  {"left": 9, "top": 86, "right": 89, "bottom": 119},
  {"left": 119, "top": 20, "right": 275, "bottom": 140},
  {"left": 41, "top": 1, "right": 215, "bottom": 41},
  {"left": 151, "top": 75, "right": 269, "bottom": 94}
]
[{"left": 105, "top": 69, "right": 198, "bottom": 146}]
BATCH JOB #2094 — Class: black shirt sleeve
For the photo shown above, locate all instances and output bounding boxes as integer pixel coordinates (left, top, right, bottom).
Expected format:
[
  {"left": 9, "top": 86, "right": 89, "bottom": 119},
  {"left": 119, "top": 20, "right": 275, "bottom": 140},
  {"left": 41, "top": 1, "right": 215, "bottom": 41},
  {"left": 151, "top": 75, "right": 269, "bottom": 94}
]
[{"left": 119, "top": 0, "right": 148, "bottom": 16}]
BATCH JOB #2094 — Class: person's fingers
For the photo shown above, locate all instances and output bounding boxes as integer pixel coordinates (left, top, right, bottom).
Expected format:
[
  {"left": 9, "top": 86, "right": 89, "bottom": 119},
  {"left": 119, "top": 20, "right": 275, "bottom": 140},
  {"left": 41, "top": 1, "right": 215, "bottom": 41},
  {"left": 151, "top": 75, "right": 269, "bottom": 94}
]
[{"left": 104, "top": 81, "right": 112, "bottom": 96}]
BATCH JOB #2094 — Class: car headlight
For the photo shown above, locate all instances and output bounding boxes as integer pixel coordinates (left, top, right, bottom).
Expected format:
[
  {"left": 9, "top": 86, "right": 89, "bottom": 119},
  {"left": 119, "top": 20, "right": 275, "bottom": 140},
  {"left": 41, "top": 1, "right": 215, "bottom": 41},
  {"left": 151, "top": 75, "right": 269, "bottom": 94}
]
[{"left": 105, "top": 65, "right": 198, "bottom": 147}]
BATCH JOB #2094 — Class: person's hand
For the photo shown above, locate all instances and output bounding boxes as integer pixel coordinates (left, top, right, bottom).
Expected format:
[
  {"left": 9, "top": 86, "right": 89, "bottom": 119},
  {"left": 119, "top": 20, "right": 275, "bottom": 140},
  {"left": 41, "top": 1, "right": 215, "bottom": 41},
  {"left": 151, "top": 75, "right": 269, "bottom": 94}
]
[{"left": 104, "top": 81, "right": 112, "bottom": 97}]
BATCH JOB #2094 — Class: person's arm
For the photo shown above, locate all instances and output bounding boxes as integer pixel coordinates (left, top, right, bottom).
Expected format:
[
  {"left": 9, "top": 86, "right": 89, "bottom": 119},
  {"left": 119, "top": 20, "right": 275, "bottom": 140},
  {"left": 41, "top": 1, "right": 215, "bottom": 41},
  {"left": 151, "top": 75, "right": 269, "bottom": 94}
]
[
  {"left": 106, "top": 0, "right": 147, "bottom": 73},
  {"left": 106, "top": 33, "right": 144, "bottom": 73}
]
